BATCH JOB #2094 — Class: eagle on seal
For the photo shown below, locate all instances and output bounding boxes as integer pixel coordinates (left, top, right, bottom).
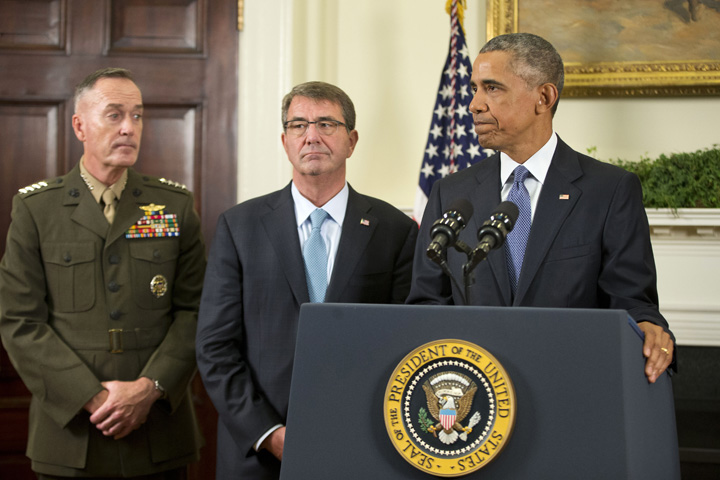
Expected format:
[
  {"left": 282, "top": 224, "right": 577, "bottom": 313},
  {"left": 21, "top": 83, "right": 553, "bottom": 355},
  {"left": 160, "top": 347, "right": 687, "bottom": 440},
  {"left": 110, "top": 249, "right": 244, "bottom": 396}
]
[{"left": 422, "top": 372, "right": 479, "bottom": 445}]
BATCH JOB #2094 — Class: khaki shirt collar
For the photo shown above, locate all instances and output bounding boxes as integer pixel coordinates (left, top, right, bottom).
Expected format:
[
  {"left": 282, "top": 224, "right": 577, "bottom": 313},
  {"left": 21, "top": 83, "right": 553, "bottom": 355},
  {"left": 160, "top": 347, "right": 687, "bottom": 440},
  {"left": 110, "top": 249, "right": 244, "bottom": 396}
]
[{"left": 79, "top": 157, "right": 128, "bottom": 204}]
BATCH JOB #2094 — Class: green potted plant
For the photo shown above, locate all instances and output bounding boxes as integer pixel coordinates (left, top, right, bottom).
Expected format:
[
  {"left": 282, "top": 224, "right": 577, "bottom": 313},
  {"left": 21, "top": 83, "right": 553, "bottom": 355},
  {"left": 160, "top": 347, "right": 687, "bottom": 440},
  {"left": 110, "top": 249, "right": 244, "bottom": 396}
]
[{"left": 609, "top": 146, "right": 720, "bottom": 210}]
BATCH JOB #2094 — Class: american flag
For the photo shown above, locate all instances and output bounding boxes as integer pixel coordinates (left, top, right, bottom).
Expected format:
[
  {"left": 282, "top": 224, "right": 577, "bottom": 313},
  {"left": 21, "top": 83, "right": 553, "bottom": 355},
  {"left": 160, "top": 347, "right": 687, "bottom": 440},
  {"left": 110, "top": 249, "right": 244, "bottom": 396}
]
[{"left": 413, "top": 0, "right": 492, "bottom": 223}]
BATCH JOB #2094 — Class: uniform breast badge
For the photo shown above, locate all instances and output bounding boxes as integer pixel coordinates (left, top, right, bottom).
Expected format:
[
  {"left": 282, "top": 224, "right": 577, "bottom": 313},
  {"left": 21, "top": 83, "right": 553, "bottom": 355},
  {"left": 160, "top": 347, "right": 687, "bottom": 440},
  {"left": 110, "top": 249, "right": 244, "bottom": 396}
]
[
  {"left": 126, "top": 204, "right": 180, "bottom": 239},
  {"left": 150, "top": 275, "right": 168, "bottom": 298},
  {"left": 384, "top": 339, "right": 516, "bottom": 476}
]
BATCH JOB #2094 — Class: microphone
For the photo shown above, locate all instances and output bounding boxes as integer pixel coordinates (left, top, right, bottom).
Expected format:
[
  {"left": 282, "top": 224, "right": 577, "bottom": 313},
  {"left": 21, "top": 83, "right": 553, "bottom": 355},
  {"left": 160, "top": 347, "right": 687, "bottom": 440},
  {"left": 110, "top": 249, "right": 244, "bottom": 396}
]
[
  {"left": 476, "top": 201, "right": 519, "bottom": 251},
  {"left": 464, "top": 201, "right": 519, "bottom": 274},
  {"left": 426, "top": 199, "right": 474, "bottom": 264}
]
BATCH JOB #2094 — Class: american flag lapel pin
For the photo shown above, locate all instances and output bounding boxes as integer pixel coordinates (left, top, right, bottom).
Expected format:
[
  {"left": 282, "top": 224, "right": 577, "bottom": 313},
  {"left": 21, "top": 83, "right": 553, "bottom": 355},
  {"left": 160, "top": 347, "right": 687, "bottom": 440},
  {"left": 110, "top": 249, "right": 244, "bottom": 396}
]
[
  {"left": 559, "top": 194, "right": 570, "bottom": 200},
  {"left": 360, "top": 218, "right": 370, "bottom": 226}
]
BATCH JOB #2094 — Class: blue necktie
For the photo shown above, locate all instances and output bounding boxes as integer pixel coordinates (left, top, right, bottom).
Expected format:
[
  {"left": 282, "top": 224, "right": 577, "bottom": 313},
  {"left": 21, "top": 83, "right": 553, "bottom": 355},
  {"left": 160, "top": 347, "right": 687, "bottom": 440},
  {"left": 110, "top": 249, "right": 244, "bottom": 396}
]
[
  {"left": 303, "top": 209, "right": 330, "bottom": 303},
  {"left": 505, "top": 165, "right": 532, "bottom": 294}
]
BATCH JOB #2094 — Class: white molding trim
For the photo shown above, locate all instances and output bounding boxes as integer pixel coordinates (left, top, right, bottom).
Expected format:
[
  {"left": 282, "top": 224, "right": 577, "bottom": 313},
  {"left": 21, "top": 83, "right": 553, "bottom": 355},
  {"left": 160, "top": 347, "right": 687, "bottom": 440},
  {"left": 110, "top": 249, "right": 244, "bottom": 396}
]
[
  {"left": 647, "top": 208, "right": 720, "bottom": 237},
  {"left": 649, "top": 208, "right": 720, "bottom": 346},
  {"left": 647, "top": 208, "right": 720, "bottom": 226},
  {"left": 661, "top": 304, "right": 720, "bottom": 347}
]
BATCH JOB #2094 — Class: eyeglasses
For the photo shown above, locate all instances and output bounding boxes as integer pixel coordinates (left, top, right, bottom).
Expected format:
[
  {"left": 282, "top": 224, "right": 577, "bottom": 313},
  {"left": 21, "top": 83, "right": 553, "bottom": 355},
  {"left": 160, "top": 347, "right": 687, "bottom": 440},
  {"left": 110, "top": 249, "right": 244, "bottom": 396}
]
[{"left": 283, "top": 120, "right": 348, "bottom": 137}]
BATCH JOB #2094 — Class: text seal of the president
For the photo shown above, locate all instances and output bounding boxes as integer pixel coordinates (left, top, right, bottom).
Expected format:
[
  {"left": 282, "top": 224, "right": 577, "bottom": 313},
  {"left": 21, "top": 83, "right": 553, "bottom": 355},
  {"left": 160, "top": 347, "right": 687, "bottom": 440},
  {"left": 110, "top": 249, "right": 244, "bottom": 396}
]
[{"left": 383, "top": 339, "right": 516, "bottom": 476}]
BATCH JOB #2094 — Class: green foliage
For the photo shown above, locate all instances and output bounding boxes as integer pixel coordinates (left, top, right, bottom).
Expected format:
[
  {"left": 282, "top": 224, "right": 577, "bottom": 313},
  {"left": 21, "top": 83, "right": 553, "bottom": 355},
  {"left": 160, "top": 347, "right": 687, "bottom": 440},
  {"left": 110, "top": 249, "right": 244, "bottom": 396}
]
[
  {"left": 609, "top": 146, "right": 720, "bottom": 209},
  {"left": 418, "top": 407, "right": 432, "bottom": 433}
]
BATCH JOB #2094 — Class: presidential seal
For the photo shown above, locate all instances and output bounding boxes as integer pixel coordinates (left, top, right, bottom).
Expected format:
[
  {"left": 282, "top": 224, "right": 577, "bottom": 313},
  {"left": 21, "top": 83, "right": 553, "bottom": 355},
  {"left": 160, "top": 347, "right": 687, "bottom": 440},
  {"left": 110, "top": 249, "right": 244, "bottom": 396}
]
[{"left": 383, "top": 339, "right": 516, "bottom": 477}]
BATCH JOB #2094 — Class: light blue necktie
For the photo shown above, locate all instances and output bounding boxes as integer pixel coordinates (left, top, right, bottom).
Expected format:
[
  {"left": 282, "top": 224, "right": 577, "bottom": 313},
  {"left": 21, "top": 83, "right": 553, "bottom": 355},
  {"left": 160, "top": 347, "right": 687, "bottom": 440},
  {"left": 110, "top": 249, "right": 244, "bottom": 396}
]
[
  {"left": 505, "top": 165, "right": 532, "bottom": 295},
  {"left": 303, "top": 208, "right": 330, "bottom": 303}
]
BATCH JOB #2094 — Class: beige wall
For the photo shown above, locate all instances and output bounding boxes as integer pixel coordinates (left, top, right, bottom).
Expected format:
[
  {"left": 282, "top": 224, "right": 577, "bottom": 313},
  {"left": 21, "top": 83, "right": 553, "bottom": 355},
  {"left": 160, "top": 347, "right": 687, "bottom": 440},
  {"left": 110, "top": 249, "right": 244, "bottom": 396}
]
[
  {"left": 239, "top": 0, "right": 719, "bottom": 209},
  {"left": 291, "top": 1, "right": 488, "bottom": 210}
]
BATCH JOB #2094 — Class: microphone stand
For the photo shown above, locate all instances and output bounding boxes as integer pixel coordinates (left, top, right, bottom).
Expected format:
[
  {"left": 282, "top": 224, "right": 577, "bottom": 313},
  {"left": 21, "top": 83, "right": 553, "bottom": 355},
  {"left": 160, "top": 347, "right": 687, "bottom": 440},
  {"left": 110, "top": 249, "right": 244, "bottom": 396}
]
[
  {"left": 462, "top": 241, "right": 493, "bottom": 305},
  {"left": 431, "top": 240, "right": 473, "bottom": 305},
  {"left": 461, "top": 215, "right": 513, "bottom": 303}
]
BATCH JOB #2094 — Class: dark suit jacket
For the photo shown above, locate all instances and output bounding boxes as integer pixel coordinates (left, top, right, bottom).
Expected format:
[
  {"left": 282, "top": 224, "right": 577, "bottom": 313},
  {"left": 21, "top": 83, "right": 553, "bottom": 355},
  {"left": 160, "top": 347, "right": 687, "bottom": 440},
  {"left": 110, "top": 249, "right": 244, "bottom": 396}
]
[
  {"left": 0, "top": 166, "right": 205, "bottom": 476},
  {"left": 407, "top": 137, "right": 670, "bottom": 332},
  {"left": 196, "top": 183, "right": 418, "bottom": 479}
]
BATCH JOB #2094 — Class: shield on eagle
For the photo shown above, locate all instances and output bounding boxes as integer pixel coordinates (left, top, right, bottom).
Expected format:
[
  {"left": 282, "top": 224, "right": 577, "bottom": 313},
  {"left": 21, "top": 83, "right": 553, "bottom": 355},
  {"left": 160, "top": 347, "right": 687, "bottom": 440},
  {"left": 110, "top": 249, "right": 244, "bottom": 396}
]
[{"left": 439, "top": 408, "right": 456, "bottom": 431}]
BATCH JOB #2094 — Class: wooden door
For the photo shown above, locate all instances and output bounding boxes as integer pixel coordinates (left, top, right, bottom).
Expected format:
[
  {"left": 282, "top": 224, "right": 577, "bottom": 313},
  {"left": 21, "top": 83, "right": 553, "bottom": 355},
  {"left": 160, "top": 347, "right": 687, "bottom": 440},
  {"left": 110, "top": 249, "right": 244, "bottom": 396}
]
[{"left": 0, "top": 0, "right": 237, "bottom": 478}]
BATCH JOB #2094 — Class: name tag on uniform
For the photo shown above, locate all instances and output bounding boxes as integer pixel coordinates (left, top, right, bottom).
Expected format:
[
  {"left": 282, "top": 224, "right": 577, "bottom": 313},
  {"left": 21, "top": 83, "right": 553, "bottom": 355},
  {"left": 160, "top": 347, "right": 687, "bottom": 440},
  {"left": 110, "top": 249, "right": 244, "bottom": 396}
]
[{"left": 126, "top": 204, "right": 180, "bottom": 239}]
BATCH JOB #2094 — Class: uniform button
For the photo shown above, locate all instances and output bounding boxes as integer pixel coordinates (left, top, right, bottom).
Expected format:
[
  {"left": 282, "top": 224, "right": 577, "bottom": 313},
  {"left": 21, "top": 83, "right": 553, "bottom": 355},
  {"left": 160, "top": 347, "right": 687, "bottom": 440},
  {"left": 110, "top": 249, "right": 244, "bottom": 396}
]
[
  {"left": 109, "top": 310, "right": 122, "bottom": 320},
  {"left": 109, "top": 254, "right": 120, "bottom": 265},
  {"left": 63, "top": 253, "right": 72, "bottom": 263},
  {"left": 153, "top": 250, "right": 161, "bottom": 259},
  {"left": 108, "top": 281, "right": 120, "bottom": 292}
]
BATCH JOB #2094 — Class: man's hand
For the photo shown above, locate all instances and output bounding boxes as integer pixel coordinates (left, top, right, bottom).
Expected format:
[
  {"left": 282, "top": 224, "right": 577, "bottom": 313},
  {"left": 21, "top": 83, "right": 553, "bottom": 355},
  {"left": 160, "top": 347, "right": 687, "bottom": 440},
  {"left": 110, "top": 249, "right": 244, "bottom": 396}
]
[
  {"left": 84, "top": 389, "right": 109, "bottom": 414},
  {"left": 260, "top": 426, "right": 286, "bottom": 461},
  {"left": 88, "top": 377, "right": 162, "bottom": 440},
  {"left": 638, "top": 322, "right": 674, "bottom": 384}
]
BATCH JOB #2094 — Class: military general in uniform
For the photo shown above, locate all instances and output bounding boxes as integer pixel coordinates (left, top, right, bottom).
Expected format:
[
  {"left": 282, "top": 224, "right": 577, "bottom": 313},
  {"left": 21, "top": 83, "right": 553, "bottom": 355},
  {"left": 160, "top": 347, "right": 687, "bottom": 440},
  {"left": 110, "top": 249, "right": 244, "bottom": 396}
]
[{"left": 0, "top": 68, "right": 206, "bottom": 479}]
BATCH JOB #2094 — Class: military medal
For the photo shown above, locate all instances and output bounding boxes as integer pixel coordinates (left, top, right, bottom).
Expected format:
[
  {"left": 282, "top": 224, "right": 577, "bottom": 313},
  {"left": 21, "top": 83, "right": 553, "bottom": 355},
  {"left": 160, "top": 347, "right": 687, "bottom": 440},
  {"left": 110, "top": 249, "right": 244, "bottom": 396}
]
[
  {"left": 150, "top": 275, "right": 168, "bottom": 298},
  {"left": 126, "top": 204, "right": 180, "bottom": 238}
]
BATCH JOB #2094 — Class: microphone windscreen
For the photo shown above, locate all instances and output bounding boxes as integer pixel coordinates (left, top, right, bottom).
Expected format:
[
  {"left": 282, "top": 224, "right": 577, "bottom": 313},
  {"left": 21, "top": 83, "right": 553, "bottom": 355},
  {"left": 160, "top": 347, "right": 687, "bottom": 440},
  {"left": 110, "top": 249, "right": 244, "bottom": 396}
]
[
  {"left": 494, "top": 201, "right": 519, "bottom": 224},
  {"left": 446, "top": 198, "right": 474, "bottom": 225}
]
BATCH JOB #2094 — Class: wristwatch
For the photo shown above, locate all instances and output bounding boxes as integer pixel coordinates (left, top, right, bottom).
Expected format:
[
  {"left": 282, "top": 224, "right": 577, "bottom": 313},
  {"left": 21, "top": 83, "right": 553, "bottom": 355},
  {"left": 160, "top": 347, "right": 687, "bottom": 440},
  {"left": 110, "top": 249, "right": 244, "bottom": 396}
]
[{"left": 152, "top": 378, "right": 167, "bottom": 399}]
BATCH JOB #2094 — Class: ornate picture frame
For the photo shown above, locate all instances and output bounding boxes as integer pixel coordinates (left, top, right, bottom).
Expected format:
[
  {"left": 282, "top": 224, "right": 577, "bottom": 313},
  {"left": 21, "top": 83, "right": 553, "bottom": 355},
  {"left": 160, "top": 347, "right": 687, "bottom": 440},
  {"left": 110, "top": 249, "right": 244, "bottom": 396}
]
[
  {"left": 237, "top": 0, "right": 244, "bottom": 31},
  {"left": 486, "top": 0, "right": 720, "bottom": 97}
]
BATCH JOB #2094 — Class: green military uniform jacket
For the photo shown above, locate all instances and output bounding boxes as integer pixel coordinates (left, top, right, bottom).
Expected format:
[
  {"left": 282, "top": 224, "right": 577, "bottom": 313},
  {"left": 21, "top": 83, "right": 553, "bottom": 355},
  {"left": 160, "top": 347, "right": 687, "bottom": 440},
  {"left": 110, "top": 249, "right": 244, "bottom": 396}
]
[{"left": 0, "top": 165, "right": 206, "bottom": 477}]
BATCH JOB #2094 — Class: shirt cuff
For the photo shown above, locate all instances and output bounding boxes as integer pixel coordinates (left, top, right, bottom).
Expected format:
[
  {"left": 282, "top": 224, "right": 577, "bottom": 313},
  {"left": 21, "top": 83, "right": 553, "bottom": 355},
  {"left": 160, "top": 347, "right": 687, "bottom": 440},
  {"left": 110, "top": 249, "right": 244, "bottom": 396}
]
[{"left": 254, "top": 424, "right": 284, "bottom": 452}]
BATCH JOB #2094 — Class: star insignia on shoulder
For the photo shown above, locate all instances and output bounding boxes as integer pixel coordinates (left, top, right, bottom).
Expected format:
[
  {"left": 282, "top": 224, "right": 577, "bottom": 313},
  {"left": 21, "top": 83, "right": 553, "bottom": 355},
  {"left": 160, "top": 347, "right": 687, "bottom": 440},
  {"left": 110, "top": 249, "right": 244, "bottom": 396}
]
[
  {"left": 18, "top": 181, "right": 49, "bottom": 194},
  {"left": 158, "top": 178, "right": 188, "bottom": 190}
]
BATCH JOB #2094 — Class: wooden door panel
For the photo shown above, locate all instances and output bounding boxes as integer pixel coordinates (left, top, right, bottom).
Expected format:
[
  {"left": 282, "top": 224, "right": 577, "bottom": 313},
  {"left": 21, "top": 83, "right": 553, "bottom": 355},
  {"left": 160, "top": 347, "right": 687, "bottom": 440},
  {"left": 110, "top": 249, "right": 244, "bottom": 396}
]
[
  {"left": 1, "top": 341, "right": 32, "bottom": 478},
  {"left": 0, "top": 398, "right": 30, "bottom": 451},
  {"left": 0, "top": 0, "right": 66, "bottom": 51},
  {"left": 136, "top": 105, "right": 202, "bottom": 195},
  {"left": 0, "top": 102, "right": 64, "bottom": 255},
  {"left": 110, "top": 0, "right": 204, "bottom": 53},
  {"left": 0, "top": 1, "right": 236, "bottom": 478}
]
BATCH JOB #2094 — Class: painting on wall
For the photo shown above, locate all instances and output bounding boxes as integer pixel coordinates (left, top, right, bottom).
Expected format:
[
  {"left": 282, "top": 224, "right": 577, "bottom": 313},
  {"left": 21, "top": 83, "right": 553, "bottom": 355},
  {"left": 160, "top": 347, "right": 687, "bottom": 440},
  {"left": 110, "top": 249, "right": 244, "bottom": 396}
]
[{"left": 486, "top": 0, "right": 720, "bottom": 96}]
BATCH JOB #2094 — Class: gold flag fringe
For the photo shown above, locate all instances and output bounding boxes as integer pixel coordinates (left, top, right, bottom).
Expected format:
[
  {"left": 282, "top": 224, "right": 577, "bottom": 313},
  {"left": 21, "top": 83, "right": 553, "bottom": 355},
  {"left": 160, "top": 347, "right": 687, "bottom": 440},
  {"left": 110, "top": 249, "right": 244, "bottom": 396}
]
[{"left": 445, "top": 0, "right": 467, "bottom": 30}]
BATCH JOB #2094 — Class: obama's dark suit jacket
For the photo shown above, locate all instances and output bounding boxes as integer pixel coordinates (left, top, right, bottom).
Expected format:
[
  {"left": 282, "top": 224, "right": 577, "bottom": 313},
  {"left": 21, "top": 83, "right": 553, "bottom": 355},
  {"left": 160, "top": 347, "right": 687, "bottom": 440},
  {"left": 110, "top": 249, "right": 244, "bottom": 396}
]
[
  {"left": 408, "top": 137, "right": 670, "bottom": 333},
  {"left": 196, "top": 183, "right": 417, "bottom": 479}
]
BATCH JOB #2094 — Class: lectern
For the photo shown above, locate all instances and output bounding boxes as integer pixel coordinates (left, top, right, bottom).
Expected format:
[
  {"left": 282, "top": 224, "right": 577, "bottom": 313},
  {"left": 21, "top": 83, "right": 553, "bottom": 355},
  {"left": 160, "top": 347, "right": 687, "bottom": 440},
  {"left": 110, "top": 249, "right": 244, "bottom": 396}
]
[{"left": 281, "top": 304, "right": 679, "bottom": 479}]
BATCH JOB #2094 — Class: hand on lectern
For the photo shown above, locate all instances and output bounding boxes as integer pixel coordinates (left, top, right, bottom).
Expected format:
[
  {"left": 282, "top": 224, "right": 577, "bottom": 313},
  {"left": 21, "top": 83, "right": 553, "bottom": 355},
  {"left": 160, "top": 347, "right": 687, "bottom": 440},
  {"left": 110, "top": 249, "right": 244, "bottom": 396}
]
[
  {"left": 261, "top": 426, "right": 286, "bottom": 461},
  {"left": 637, "top": 322, "right": 674, "bottom": 383}
]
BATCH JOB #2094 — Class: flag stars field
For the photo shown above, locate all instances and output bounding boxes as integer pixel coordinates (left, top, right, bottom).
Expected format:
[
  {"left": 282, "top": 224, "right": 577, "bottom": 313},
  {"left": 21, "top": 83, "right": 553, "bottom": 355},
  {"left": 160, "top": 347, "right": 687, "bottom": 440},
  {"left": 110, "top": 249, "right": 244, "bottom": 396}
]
[{"left": 413, "top": 5, "right": 493, "bottom": 222}]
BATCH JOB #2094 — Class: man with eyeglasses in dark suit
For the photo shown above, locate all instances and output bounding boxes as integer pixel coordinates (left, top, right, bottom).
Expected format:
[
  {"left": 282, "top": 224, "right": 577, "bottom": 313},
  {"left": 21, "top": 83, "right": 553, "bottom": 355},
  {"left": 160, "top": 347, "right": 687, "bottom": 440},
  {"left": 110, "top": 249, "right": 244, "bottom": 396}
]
[{"left": 196, "top": 81, "right": 418, "bottom": 479}]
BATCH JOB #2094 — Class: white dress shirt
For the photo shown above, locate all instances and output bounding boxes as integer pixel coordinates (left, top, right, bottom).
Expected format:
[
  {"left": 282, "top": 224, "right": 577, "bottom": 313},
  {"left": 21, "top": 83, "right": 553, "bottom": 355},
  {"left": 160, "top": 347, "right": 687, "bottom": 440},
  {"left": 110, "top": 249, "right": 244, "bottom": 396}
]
[
  {"left": 291, "top": 181, "right": 348, "bottom": 280},
  {"left": 499, "top": 132, "right": 558, "bottom": 221}
]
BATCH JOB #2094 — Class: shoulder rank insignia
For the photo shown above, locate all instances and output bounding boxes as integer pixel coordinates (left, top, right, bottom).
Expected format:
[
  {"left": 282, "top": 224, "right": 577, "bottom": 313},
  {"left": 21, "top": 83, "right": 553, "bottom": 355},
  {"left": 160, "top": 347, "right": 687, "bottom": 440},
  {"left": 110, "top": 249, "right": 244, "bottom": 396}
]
[
  {"left": 126, "top": 203, "right": 180, "bottom": 239},
  {"left": 18, "top": 181, "right": 49, "bottom": 194},
  {"left": 158, "top": 178, "right": 187, "bottom": 190}
]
